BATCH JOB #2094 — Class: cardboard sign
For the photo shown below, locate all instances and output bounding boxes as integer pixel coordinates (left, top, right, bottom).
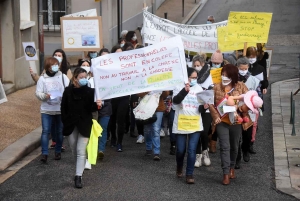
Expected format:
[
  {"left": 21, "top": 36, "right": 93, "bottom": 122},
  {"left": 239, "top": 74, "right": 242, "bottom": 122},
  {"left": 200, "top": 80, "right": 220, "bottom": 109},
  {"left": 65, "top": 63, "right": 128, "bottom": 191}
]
[
  {"left": 178, "top": 115, "right": 200, "bottom": 131},
  {"left": 22, "top": 42, "right": 38, "bottom": 61},
  {"left": 217, "top": 26, "right": 256, "bottom": 52},
  {"left": 210, "top": 68, "right": 222, "bottom": 84},
  {"left": 142, "top": 9, "right": 227, "bottom": 53},
  {"left": 226, "top": 12, "right": 272, "bottom": 43},
  {"left": 60, "top": 17, "right": 103, "bottom": 51},
  {"left": 92, "top": 36, "right": 188, "bottom": 100}
]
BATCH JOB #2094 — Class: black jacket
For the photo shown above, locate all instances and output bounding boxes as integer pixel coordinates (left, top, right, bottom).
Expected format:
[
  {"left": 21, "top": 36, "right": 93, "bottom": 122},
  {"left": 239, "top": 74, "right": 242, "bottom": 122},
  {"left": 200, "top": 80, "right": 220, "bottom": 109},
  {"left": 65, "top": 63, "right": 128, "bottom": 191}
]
[
  {"left": 61, "top": 85, "right": 97, "bottom": 137},
  {"left": 98, "top": 99, "right": 112, "bottom": 117},
  {"left": 248, "top": 62, "right": 269, "bottom": 90}
]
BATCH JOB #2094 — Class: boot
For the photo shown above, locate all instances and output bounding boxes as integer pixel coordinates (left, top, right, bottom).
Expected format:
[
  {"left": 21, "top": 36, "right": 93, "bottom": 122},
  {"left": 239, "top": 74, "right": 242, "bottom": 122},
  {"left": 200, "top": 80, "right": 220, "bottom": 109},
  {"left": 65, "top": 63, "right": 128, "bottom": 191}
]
[
  {"left": 249, "top": 144, "right": 256, "bottom": 154},
  {"left": 40, "top": 155, "right": 48, "bottom": 163},
  {"left": 186, "top": 175, "right": 195, "bottom": 184},
  {"left": 54, "top": 152, "right": 61, "bottom": 160},
  {"left": 176, "top": 166, "right": 183, "bottom": 178},
  {"left": 222, "top": 174, "right": 230, "bottom": 185},
  {"left": 170, "top": 142, "right": 176, "bottom": 155},
  {"left": 74, "top": 176, "right": 83, "bottom": 188},
  {"left": 209, "top": 140, "right": 217, "bottom": 153},
  {"left": 243, "top": 151, "right": 250, "bottom": 162},
  {"left": 230, "top": 168, "right": 236, "bottom": 179}
]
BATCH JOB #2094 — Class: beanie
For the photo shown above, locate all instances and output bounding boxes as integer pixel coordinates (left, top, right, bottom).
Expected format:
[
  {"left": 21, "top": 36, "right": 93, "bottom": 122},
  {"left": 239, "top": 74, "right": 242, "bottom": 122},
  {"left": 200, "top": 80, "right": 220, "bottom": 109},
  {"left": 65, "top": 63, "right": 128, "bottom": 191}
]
[{"left": 211, "top": 50, "right": 223, "bottom": 63}]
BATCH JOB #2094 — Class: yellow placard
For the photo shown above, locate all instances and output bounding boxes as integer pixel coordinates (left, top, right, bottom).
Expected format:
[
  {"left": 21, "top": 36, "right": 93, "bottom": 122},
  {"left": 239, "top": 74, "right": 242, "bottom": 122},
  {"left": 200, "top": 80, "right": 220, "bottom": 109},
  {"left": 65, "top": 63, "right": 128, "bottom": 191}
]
[
  {"left": 217, "top": 26, "right": 256, "bottom": 52},
  {"left": 226, "top": 12, "right": 272, "bottom": 43},
  {"left": 178, "top": 115, "right": 200, "bottom": 131},
  {"left": 210, "top": 68, "right": 222, "bottom": 84},
  {"left": 147, "top": 72, "right": 173, "bottom": 84}
]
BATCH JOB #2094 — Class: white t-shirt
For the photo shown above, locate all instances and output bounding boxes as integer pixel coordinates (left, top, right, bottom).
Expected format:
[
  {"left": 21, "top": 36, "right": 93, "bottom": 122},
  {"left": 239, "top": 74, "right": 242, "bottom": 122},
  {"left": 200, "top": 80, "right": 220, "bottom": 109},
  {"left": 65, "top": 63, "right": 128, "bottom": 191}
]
[{"left": 172, "top": 84, "right": 204, "bottom": 134}]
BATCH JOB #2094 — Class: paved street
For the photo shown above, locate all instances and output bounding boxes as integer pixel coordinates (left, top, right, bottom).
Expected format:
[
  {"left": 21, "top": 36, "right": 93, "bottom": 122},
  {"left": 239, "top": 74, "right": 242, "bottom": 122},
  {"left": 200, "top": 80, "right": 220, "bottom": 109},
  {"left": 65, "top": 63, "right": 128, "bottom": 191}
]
[{"left": 1, "top": 0, "right": 300, "bottom": 200}]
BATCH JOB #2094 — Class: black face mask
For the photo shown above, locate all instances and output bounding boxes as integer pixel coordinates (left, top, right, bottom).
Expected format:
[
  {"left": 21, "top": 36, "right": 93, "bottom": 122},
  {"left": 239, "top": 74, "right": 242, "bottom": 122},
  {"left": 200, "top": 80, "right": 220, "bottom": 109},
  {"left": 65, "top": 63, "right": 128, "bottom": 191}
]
[{"left": 46, "top": 70, "right": 56, "bottom": 77}]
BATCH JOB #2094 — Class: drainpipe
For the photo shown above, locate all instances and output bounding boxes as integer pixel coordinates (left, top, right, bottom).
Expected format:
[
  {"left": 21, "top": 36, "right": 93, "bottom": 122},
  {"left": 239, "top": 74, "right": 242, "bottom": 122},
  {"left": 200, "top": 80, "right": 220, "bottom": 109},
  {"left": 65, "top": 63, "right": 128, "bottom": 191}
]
[
  {"left": 117, "top": 0, "right": 121, "bottom": 40},
  {"left": 38, "top": 0, "right": 44, "bottom": 73}
]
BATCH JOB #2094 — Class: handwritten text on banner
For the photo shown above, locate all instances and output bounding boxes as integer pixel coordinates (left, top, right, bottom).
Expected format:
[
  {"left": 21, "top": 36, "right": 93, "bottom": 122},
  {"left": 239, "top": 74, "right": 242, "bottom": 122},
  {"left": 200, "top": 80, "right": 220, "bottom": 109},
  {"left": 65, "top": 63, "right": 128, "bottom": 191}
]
[
  {"left": 210, "top": 68, "right": 222, "bottom": 84},
  {"left": 142, "top": 9, "right": 227, "bottom": 53},
  {"left": 226, "top": 12, "right": 272, "bottom": 43},
  {"left": 92, "top": 36, "right": 188, "bottom": 100}
]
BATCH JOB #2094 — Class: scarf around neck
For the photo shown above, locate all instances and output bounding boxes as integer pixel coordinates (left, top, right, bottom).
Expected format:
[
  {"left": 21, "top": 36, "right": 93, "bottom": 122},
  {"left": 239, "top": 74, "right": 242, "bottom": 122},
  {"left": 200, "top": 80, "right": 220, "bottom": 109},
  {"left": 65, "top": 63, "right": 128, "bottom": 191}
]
[
  {"left": 197, "top": 63, "right": 210, "bottom": 84},
  {"left": 46, "top": 70, "right": 56, "bottom": 77}
]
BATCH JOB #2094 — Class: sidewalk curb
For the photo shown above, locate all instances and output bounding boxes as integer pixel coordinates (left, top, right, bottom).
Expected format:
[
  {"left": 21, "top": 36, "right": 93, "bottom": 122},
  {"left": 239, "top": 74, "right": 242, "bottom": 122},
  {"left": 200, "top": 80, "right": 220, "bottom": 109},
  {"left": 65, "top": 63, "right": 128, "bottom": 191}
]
[
  {"left": 0, "top": 126, "right": 41, "bottom": 171},
  {"left": 181, "top": 0, "right": 207, "bottom": 24}
]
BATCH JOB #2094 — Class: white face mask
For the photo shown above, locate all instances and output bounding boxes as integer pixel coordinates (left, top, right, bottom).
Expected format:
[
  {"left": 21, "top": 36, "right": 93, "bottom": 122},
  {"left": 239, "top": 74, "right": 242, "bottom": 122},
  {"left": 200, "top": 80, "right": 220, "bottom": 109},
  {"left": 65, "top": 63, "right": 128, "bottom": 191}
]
[
  {"left": 54, "top": 56, "right": 62, "bottom": 63},
  {"left": 81, "top": 66, "right": 90, "bottom": 74},
  {"left": 120, "top": 43, "right": 124, "bottom": 48},
  {"left": 132, "top": 36, "right": 137, "bottom": 41},
  {"left": 195, "top": 66, "right": 202, "bottom": 71},
  {"left": 221, "top": 76, "right": 232, "bottom": 86},
  {"left": 239, "top": 69, "right": 248, "bottom": 76},
  {"left": 248, "top": 58, "right": 256, "bottom": 64}
]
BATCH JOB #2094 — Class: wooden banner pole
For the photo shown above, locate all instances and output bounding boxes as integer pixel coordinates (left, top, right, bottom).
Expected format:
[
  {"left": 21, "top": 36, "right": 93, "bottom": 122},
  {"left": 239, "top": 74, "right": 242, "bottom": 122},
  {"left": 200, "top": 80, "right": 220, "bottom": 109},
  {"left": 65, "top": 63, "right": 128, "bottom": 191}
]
[{"left": 243, "top": 42, "right": 247, "bottom": 56}]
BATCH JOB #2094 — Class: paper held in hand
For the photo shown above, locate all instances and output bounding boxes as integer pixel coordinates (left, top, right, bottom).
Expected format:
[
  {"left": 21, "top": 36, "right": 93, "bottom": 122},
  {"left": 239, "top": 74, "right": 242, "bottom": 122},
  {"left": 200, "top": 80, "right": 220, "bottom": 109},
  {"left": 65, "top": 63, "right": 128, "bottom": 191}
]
[{"left": 197, "top": 90, "right": 214, "bottom": 104}]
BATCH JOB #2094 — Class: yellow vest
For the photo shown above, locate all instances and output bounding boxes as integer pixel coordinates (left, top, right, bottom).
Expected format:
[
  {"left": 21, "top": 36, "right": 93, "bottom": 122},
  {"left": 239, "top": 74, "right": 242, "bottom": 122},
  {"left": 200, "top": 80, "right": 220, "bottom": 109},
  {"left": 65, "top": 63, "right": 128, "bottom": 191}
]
[{"left": 87, "top": 119, "right": 103, "bottom": 165}]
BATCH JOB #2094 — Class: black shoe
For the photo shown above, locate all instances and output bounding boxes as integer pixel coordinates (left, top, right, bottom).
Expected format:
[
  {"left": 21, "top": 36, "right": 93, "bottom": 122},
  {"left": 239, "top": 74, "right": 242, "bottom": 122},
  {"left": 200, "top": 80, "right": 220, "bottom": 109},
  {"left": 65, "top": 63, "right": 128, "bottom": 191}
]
[
  {"left": 153, "top": 154, "right": 160, "bottom": 161},
  {"left": 40, "top": 155, "right": 48, "bottom": 163},
  {"left": 116, "top": 144, "right": 123, "bottom": 152},
  {"left": 249, "top": 145, "right": 256, "bottom": 154},
  {"left": 235, "top": 161, "right": 241, "bottom": 169},
  {"left": 74, "top": 176, "right": 82, "bottom": 188},
  {"left": 243, "top": 151, "right": 250, "bottom": 162},
  {"left": 145, "top": 150, "right": 152, "bottom": 156},
  {"left": 170, "top": 146, "right": 176, "bottom": 155},
  {"left": 130, "top": 131, "right": 137, "bottom": 138},
  {"left": 54, "top": 152, "right": 61, "bottom": 160}
]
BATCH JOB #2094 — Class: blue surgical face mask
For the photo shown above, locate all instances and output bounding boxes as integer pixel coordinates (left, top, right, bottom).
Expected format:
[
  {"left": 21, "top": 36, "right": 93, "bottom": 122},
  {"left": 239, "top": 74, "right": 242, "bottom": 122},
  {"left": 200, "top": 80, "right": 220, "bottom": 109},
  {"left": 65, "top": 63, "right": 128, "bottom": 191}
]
[
  {"left": 190, "top": 79, "right": 197, "bottom": 87},
  {"left": 89, "top": 52, "right": 98, "bottom": 59},
  {"left": 207, "top": 21, "right": 212, "bottom": 24},
  {"left": 212, "top": 63, "right": 221, "bottom": 68},
  {"left": 78, "top": 78, "right": 88, "bottom": 86},
  {"left": 51, "top": 65, "right": 59, "bottom": 72},
  {"left": 54, "top": 56, "right": 62, "bottom": 63}
]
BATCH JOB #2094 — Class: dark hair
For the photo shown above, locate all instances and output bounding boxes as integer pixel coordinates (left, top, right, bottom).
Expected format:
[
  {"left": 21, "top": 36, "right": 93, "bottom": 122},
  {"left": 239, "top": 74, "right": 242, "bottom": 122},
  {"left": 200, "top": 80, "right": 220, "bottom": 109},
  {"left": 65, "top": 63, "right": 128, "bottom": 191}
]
[
  {"left": 125, "top": 31, "right": 135, "bottom": 42},
  {"left": 118, "top": 38, "right": 126, "bottom": 44},
  {"left": 44, "top": 57, "right": 59, "bottom": 71},
  {"left": 78, "top": 59, "right": 91, "bottom": 67},
  {"left": 111, "top": 45, "right": 122, "bottom": 53},
  {"left": 122, "top": 42, "right": 134, "bottom": 51},
  {"left": 71, "top": 67, "right": 87, "bottom": 84},
  {"left": 187, "top": 68, "right": 197, "bottom": 77},
  {"left": 246, "top": 46, "right": 257, "bottom": 58},
  {"left": 99, "top": 48, "right": 110, "bottom": 56},
  {"left": 52, "top": 49, "right": 69, "bottom": 75},
  {"left": 221, "top": 64, "right": 239, "bottom": 86},
  {"left": 135, "top": 44, "right": 144, "bottom": 49}
]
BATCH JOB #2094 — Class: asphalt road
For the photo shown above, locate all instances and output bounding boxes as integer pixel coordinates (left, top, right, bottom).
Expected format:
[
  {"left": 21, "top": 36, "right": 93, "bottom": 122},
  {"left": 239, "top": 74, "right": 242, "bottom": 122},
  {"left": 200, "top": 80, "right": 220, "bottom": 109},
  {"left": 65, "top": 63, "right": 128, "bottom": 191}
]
[{"left": 1, "top": 0, "right": 300, "bottom": 200}]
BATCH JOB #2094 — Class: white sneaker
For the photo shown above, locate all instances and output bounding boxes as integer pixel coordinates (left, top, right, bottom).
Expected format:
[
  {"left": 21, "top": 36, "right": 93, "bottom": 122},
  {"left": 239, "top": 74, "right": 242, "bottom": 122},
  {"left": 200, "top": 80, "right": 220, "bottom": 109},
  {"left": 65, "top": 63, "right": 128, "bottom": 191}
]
[
  {"left": 84, "top": 159, "right": 92, "bottom": 170},
  {"left": 160, "top": 129, "right": 165, "bottom": 137},
  {"left": 202, "top": 150, "right": 211, "bottom": 166},
  {"left": 194, "top": 154, "right": 202, "bottom": 167},
  {"left": 136, "top": 135, "right": 145, "bottom": 144},
  {"left": 167, "top": 129, "right": 170, "bottom": 136}
]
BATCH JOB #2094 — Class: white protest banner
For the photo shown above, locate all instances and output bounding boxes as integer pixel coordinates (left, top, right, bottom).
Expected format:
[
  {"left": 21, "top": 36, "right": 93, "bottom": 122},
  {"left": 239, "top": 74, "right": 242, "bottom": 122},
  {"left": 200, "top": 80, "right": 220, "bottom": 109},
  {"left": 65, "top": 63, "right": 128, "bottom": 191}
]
[
  {"left": 142, "top": 9, "right": 227, "bottom": 53},
  {"left": 60, "top": 17, "right": 103, "bottom": 51},
  {"left": 92, "top": 36, "right": 188, "bottom": 100},
  {"left": 64, "top": 9, "right": 97, "bottom": 17},
  {"left": 22, "top": 42, "right": 38, "bottom": 61}
]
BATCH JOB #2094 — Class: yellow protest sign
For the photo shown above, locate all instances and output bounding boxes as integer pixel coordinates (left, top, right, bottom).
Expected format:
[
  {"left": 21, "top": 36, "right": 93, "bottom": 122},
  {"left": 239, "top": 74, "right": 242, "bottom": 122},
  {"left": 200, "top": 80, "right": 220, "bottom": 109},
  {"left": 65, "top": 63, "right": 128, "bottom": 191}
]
[
  {"left": 210, "top": 68, "right": 222, "bottom": 84},
  {"left": 225, "top": 12, "right": 272, "bottom": 43},
  {"left": 217, "top": 26, "right": 256, "bottom": 52},
  {"left": 178, "top": 115, "right": 200, "bottom": 131}
]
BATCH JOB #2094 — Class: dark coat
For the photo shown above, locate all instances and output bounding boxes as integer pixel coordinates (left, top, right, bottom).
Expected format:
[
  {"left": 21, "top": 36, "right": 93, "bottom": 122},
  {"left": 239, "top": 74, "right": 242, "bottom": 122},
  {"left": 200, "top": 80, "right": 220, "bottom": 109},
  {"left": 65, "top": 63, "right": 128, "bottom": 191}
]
[
  {"left": 248, "top": 62, "right": 269, "bottom": 90},
  {"left": 61, "top": 85, "right": 97, "bottom": 137}
]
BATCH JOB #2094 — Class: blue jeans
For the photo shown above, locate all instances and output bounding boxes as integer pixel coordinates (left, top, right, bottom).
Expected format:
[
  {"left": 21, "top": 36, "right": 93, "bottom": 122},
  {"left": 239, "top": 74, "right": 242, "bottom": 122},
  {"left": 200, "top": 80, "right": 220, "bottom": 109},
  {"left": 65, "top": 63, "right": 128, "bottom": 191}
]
[
  {"left": 98, "top": 116, "right": 110, "bottom": 152},
  {"left": 144, "top": 112, "right": 163, "bottom": 155},
  {"left": 176, "top": 132, "right": 200, "bottom": 176},
  {"left": 41, "top": 113, "right": 63, "bottom": 155},
  {"left": 168, "top": 109, "right": 176, "bottom": 143}
]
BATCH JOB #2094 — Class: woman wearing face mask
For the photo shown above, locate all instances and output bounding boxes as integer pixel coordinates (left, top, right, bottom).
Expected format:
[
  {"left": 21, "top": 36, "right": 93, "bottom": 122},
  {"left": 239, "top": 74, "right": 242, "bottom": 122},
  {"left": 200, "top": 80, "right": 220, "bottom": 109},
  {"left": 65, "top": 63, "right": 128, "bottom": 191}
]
[
  {"left": 119, "top": 38, "right": 126, "bottom": 48},
  {"left": 35, "top": 57, "right": 70, "bottom": 163},
  {"left": 246, "top": 47, "right": 268, "bottom": 114},
  {"left": 209, "top": 64, "right": 251, "bottom": 185},
  {"left": 88, "top": 51, "right": 99, "bottom": 60},
  {"left": 209, "top": 50, "right": 224, "bottom": 69},
  {"left": 61, "top": 67, "right": 102, "bottom": 188},
  {"left": 191, "top": 53, "right": 212, "bottom": 167},
  {"left": 173, "top": 68, "right": 203, "bottom": 184},
  {"left": 125, "top": 31, "right": 137, "bottom": 47},
  {"left": 235, "top": 57, "right": 261, "bottom": 169}
]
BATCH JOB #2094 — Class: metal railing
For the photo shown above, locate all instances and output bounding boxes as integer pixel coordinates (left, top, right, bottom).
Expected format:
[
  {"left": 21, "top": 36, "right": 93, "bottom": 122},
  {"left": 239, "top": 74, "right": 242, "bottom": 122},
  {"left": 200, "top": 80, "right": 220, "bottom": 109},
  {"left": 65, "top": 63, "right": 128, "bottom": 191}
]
[{"left": 290, "top": 92, "right": 296, "bottom": 136}]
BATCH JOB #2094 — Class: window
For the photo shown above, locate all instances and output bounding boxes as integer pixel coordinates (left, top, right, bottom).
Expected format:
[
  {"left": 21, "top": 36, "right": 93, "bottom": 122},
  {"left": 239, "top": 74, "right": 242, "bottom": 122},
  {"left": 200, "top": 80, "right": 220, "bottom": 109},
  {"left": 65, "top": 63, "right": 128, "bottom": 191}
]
[{"left": 42, "top": 0, "right": 66, "bottom": 31}]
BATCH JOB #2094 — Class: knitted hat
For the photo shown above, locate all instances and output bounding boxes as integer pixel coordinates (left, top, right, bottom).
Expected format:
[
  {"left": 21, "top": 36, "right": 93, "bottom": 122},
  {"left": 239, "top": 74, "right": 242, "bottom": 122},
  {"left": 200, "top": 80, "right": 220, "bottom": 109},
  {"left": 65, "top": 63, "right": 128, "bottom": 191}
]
[{"left": 211, "top": 50, "right": 223, "bottom": 63}]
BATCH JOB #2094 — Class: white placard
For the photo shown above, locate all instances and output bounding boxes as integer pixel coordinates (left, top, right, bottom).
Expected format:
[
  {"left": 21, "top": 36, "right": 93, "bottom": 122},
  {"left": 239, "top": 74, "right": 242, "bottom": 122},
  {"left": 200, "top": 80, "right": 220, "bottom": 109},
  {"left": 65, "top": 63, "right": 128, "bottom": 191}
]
[
  {"left": 64, "top": 9, "right": 97, "bottom": 17},
  {"left": 223, "top": 106, "right": 236, "bottom": 113},
  {"left": 60, "top": 17, "right": 102, "bottom": 51},
  {"left": 22, "top": 42, "right": 38, "bottom": 61},
  {"left": 142, "top": 9, "right": 227, "bottom": 53},
  {"left": 92, "top": 36, "right": 188, "bottom": 100}
]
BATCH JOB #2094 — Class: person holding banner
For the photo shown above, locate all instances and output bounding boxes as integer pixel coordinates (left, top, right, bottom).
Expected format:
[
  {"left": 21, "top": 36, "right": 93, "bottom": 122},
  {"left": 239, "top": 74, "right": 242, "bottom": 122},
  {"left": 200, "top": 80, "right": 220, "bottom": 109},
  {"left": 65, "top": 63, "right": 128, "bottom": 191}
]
[
  {"left": 172, "top": 68, "right": 203, "bottom": 184},
  {"left": 209, "top": 64, "right": 250, "bottom": 185},
  {"left": 61, "top": 67, "right": 102, "bottom": 188},
  {"left": 191, "top": 53, "right": 212, "bottom": 167},
  {"left": 35, "top": 57, "right": 70, "bottom": 163}
]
